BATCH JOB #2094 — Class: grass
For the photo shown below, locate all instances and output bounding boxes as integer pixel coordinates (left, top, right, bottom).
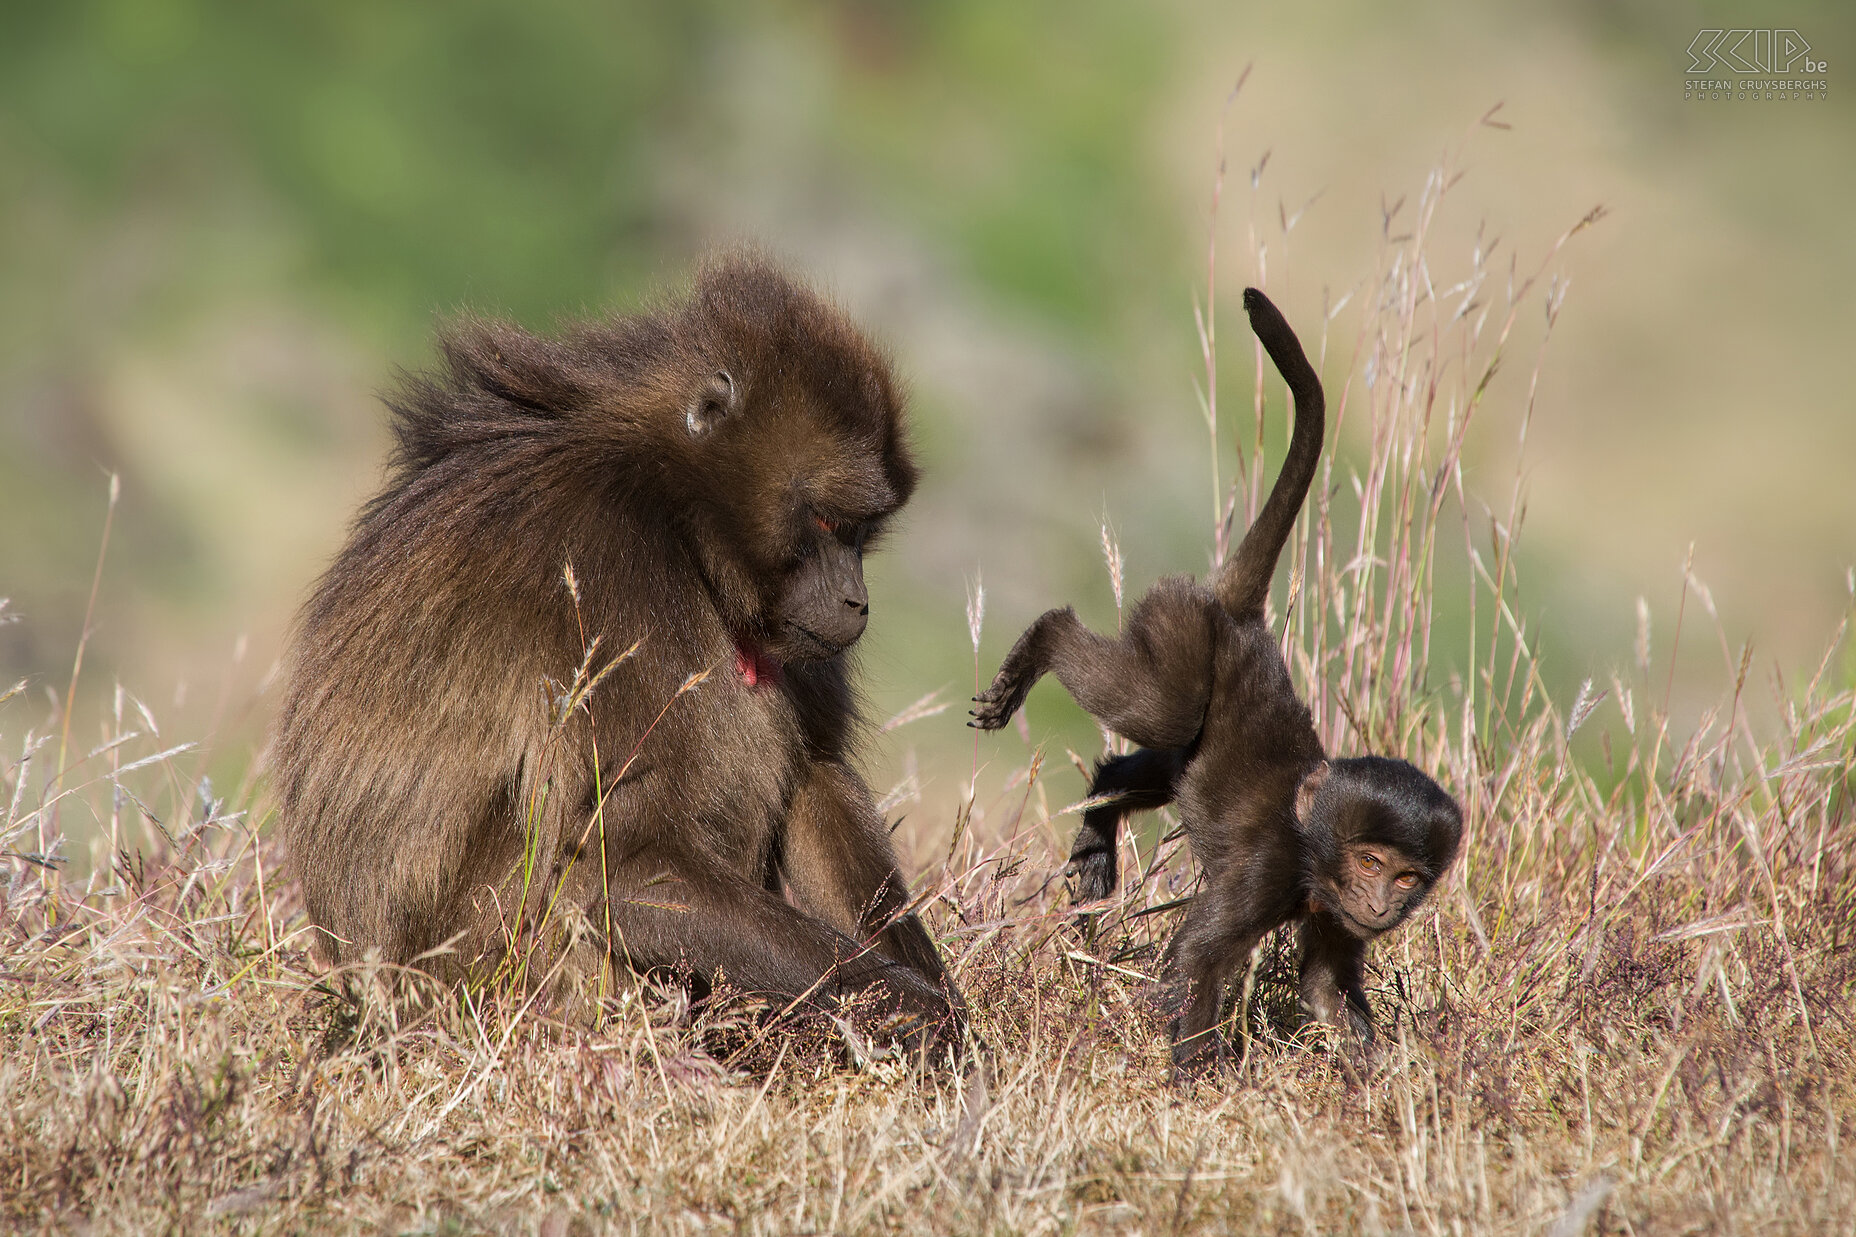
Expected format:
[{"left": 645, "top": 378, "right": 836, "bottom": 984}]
[{"left": 4, "top": 143, "right": 1854, "bottom": 1235}]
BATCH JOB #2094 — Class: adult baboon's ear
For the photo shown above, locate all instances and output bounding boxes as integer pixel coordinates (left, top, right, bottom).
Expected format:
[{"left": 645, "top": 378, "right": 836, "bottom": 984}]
[
  {"left": 686, "top": 369, "right": 737, "bottom": 436},
  {"left": 1293, "top": 761, "right": 1330, "bottom": 826}
]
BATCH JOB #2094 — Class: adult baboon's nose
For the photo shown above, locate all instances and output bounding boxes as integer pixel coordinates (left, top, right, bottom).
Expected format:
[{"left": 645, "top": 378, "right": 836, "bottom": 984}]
[{"left": 835, "top": 550, "right": 869, "bottom": 621}]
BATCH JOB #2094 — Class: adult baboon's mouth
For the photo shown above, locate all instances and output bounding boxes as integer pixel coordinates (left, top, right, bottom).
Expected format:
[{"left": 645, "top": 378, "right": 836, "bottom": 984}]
[{"left": 781, "top": 621, "right": 849, "bottom": 660}]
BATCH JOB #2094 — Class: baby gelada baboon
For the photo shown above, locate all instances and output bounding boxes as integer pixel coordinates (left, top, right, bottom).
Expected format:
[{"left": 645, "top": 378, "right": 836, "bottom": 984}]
[
  {"left": 275, "top": 255, "right": 963, "bottom": 1060},
  {"left": 971, "top": 288, "right": 1461, "bottom": 1080}
]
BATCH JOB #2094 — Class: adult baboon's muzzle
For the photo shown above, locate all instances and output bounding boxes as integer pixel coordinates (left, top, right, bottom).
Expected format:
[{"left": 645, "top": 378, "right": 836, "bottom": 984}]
[{"left": 780, "top": 534, "right": 869, "bottom": 657}]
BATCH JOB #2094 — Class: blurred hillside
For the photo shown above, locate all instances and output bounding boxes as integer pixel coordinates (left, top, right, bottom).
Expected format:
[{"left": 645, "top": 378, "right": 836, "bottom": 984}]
[{"left": 2, "top": 0, "right": 1852, "bottom": 808}]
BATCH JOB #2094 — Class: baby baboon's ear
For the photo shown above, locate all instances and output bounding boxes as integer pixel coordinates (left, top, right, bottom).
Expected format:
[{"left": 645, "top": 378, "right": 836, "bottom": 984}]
[{"left": 1294, "top": 761, "right": 1331, "bottom": 826}]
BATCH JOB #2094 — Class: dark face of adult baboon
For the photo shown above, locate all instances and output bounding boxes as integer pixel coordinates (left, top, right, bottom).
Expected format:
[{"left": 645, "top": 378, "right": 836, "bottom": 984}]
[{"left": 274, "top": 255, "right": 962, "bottom": 1059}]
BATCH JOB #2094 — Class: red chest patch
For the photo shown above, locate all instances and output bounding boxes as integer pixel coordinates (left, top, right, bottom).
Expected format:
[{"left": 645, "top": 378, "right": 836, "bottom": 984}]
[{"left": 734, "top": 637, "right": 784, "bottom": 689}]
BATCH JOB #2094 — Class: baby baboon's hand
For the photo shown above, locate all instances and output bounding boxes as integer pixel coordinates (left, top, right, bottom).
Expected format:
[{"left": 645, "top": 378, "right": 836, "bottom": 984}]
[
  {"left": 1064, "top": 847, "right": 1117, "bottom": 907},
  {"left": 968, "top": 679, "right": 1023, "bottom": 730},
  {"left": 968, "top": 606, "right": 1077, "bottom": 730}
]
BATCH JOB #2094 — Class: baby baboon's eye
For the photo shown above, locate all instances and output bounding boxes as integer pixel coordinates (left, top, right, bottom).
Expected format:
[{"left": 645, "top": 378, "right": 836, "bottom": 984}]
[
  {"left": 1357, "top": 852, "right": 1382, "bottom": 875},
  {"left": 1394, "top": 872, "right": 1420, "bottom": 890}
]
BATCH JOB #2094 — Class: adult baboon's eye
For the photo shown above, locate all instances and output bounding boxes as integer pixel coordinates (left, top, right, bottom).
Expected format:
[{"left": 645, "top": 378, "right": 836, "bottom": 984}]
[{"left": 813, "top": 516, "right": 867, "bottom": 549}]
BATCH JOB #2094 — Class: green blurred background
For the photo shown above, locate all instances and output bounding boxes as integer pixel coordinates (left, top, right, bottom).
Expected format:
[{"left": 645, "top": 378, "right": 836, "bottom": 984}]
[{"left": 3, "top": 1, "right": 1852, "bottom": 825}]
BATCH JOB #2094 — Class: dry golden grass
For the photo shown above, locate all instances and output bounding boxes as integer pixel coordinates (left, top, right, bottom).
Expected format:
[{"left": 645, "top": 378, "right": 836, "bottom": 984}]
[{"left": 4, "top": 148, "right": 1853, "bottom": 1235}]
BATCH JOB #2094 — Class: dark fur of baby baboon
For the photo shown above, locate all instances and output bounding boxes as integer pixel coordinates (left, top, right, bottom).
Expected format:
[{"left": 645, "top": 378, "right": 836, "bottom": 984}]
[
  {"left": 971, "top": 287, "right": 1462, "bottom": 1082},
  {"left": 275, "top": 254, "right": 963, "bottom": 1061}
]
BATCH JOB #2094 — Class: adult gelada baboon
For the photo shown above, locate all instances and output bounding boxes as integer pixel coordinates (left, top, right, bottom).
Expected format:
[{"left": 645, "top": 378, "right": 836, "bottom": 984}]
[
  {"left": 275, "top": 255, "right": 962, "bottom": 1059},
  {"left": 971, "top": 288, "right": 1461, "bottom": 1081}
]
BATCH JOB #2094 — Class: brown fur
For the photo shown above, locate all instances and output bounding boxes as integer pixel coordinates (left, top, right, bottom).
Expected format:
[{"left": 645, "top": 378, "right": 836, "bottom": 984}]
[
  {"left": 972, "top": 288, "right": 1461, "bottom": 1081},
  {"left": 274, "top": 254, "right": 961, "bottom": 1058}
]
